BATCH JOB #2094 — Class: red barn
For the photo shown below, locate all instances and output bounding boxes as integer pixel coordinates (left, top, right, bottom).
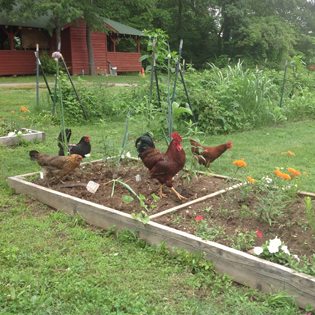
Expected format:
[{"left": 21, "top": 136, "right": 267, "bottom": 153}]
[{"left": 0, "top": 16, "right": 143, "bottom": 76}]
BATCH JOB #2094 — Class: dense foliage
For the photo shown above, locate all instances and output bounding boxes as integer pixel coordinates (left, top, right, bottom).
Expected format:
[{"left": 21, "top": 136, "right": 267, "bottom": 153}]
[
  {"left": 1, "top": 0, "right": 314, "bottom": 69},
  {"left": 48, "top": 60, "right": 314, "bottom": 137}
]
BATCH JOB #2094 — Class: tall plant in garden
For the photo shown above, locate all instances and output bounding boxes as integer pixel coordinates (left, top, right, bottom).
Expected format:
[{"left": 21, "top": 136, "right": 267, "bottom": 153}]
[{"left": 52, "top": 52, "right": 68, "bottom": 155}]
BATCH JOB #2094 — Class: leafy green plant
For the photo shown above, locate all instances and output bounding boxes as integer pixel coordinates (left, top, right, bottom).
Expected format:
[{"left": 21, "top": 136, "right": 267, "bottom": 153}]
[
  {"left": 0, "top": 120, "right": 19, "bottom": 136},
  {"left": 231, "top": 231, "right": 255, "bottom": 251},
  {"left": 195, "top": 220, "right": 225, "bottom": 242},
  {"left": 239, "top": 174, "right": 299, "bottom": 226},
  {"left": 39, "top": 52, "right": 58, "bottom": 74},
  {"left": 131, "top": 211, "right": 150, "bottom": 224}
]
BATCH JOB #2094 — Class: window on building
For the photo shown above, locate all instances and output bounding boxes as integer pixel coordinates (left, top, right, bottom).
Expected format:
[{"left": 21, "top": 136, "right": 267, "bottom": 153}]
[{"left": 0, "top": 26, "right": 10, "bottom": 50}]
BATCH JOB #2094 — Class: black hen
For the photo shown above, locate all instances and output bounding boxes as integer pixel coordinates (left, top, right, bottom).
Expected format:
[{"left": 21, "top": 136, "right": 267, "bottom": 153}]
[
  {"left": 58, "top": 128, "right": 72, "bottom": 156},
  {"left": 69, "top": 136, "right": 91, "bottom": 158},
  {"left": 135, "top": 132, "right": 155, "bottom": 154}
]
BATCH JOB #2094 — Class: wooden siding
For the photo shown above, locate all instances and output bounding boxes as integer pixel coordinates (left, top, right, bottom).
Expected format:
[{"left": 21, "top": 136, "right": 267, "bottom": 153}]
[
  {"left": 92, "top": 32, "right": 107, "bottom": 75},
  {"left": 107, "top": 52, "right": 142, "bottom": 73},
  {"left": 0, "top": 50, "right": 36, "bottom": 75},
  {"left": 61, "top": 28, "right": 72, "bottom": 71},
  {"left": 69, "top": 20, "right": 89, "bottom": 75},
  {"left": 68, "top": 19, "right": 141, "bottom": 75}
]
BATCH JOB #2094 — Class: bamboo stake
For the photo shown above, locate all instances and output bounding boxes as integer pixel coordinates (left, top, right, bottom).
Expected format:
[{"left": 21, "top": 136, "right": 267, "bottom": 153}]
[
  {"left": 150, "top": 182, "right": 244, "bottom": 219},
  {"left": 35, "top": 44, "right": 39, "bottom": 108}
]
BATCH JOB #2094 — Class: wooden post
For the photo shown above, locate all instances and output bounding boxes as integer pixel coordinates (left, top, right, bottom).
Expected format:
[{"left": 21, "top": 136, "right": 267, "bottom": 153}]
[
  {"left": 8, "top": 31, "right": 14, "bottom": 50},
  {"left": 136, "top": 37, "right": 140, "bottom": 53}
]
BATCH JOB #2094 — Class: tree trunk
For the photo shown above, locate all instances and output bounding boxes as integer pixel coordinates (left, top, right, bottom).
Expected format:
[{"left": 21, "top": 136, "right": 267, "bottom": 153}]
[
  {"left": 56, "top": 25, "right": 61, "bottom": 50},
  {"left": 86, "top": 24, "right": 96, "bottom": 75},
  {"left": 177, "top": 0, "right": 183, "bottom": 40}
]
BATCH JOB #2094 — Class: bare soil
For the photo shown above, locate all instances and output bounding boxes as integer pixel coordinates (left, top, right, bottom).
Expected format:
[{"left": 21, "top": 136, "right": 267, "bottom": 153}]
[
  {"left": 33, "top": 159, "right": 233, "bottom": 215},
  {"left": 155, "top": 187, "right": 315, "bottom": 259},
  {"left": 32, "top": 159, "right": 315, "bottom": 260}
]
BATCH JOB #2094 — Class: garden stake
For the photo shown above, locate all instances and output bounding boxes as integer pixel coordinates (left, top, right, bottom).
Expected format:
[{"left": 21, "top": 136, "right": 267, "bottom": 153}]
[
  {"left": 54, "top": 52, "right": 68, "bottom": 157},
  {"left": 148, "top": 38, "right": 161, "bottom": 107},
  {"left": 35, "top": 53, "right": 55, "bottom": 106},
  {"left": 118, "top": 111, "right": 130, "bottom": 164},
  {"left": 52, "top": 74, "right": 58, "bottom": 115},
  {"left": 279, "top": 60, "right": 288, "bottom": 108},
  {"left": 171, "top": 39, "right": 195, "bottom": 122},
  {"left": 167, "top": 43, "right": 173, "bottom": 142},
  {"left": 35, "top": 44, "right": 40, "bottom": 108},
  {"left": 60, "top": 55, "right": 88, "bottom": 119}
]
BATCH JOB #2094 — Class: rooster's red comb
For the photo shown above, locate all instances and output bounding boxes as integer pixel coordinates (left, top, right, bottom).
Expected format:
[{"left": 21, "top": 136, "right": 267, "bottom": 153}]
[{"left": 171, "top": 132, "right": 182, "bottom": 142}]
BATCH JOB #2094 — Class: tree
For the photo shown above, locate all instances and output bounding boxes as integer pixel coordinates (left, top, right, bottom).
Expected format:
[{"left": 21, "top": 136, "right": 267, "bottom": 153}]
[{"left": 0, "top": 0, "right": 81, "bottom": 49}]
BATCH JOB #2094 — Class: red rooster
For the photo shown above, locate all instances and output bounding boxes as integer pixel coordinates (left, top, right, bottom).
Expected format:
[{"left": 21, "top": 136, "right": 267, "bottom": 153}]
[
  {"left": 135, "top": 132, "right": 186, "bottom": 200},
  {"left": 190, "top": 139, "right": 232, "bottom": 167}
]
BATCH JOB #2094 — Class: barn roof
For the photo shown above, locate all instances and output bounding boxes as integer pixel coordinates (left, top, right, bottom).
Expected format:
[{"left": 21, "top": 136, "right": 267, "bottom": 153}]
[
  {"left": 0, "top": 14, "right": 143, "bottom": 36},
  {"left": 104, "top": 18, "right": 143, "bottom": 36},
  {"left": 0, "top": 15, "right": 50, "bottom": 29}
]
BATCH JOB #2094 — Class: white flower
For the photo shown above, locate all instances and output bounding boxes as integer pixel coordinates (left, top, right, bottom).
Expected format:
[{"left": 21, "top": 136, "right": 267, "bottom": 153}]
[
  {"left": 17, "top": 131, "right": 22, "bottom": 135},
  {"left": 253, "top": 247, "right": 263, "bottom": 255},
  {"left": 281, "top": 245, "right": 290, "bottom": 255},
  {"left": 267, "top": 237, "right": 281, "bottom": 254},
  {"left": 126, "top": 152, "right": 131, "bottom": 158},
  {"left": 262, "top": 176, "right": 273, "bottom": 184},
  {"left": 52, "top": 51, "right": 62, "bottom": 60},
  {"left": 292, "top": 254, "right": 300, "bottom": 262},
  {"left": 7, "top": 132, "right": 15, "bottom": 137}
]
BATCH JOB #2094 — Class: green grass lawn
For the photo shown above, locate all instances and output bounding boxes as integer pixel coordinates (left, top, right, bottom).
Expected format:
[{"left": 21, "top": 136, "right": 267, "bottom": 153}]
[
  {"left": 0, "top": 84, "right": 311, "bottom": 314},
  {"left": 0, "top": 74, "right": 146, "bottom": 85}
]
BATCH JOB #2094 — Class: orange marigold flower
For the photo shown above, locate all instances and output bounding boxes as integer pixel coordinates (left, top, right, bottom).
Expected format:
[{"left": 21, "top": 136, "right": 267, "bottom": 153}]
[
  {"left": 287, "top": 151, "right": 295, "bottom": 157},
  {"left": 233, "top": 159, "right": 247, "bottom": 168},
  {"left": 274, "top": 169, "right": 291, "bottom": 180},
  {"left": 273, "top": 169, "right": 282, "bottom": 176},
  {"left": 20, "top": 106, "right": 30, "bottom": 113},
  {"left": 246, "top": 176, "right": 256, "bottom": 184},
  {"left": 287, "top": 168, "right": 301, "bottom": 177},
  {"left": 280, "top": 173, "right": 291, "bottom": 180}
]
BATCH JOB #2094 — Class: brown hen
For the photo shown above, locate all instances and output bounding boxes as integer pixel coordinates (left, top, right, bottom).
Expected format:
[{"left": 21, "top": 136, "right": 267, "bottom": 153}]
[
  {"left": 29, "top": 150, "right": 82, "bottom": 183},
  {"left": 190, "top": 139, "right": 232, "bottom": 167}
]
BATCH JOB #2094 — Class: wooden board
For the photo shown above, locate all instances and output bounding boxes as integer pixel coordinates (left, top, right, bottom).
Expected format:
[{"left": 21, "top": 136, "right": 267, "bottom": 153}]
[
  {"left": 7, "top": 173, "right": 315, "bottom": 309},
  {"left": 0, "top": 129, "right": 45, "bottom": 146}
]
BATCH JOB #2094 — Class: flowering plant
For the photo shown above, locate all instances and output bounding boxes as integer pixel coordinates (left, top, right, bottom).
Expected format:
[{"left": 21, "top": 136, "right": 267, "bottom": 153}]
[
  {"left": 232, "top": 159, "right": 247, "bottom": 168},
  {"left": 252, "top": 237, "right": 299, "bottom": 266},
  {"left": 252, "top": 237, "right": 315, "bottom": 276}
]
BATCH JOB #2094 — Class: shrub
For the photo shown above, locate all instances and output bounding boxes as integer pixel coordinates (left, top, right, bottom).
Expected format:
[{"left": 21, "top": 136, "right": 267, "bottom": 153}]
[{"left": 39, "top": 52, "right": 57, "bottom": 74}]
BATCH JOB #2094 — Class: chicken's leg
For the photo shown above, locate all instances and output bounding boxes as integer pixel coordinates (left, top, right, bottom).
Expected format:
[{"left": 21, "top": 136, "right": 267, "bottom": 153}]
[
  {"left": 171, "top": 187, "right": 187, "bottom": 201},
  {"left": 158, "top": 184, "right": 167, "bottom": 198}
]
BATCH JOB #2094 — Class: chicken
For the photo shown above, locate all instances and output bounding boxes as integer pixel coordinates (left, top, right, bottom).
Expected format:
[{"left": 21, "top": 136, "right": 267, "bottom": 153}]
[
  {"left": 57, "top": 128, "right": 72, "bottom": 156},
  {"left": 135, "top": 132, "right": 186, "bottom": 200},
  {"left": 30, "top": 150, "right": 82, "bottom": 183},
  {"left": 190, "top": 139, "right": 232, "bottom": 167},
  {"left": 69, "top": 136, "right": 91, "bottom": 158},
  {"left": 57, "top": 129, "right": 91, "bottom": 158}
]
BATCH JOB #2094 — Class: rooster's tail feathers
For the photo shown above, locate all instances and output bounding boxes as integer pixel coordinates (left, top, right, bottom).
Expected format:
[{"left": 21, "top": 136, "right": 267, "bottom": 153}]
[
  {"left": 58, "top": 128, "right": 72, "bottom": 143},
  {"left": 189, "top": 138, "right": 202, "bottom": 147},
  {"left": 29, "top": 150, "right": 40, "bottom": 160},
  {"left": 135, "top": 133, "right": 155, "bottom": 154}
]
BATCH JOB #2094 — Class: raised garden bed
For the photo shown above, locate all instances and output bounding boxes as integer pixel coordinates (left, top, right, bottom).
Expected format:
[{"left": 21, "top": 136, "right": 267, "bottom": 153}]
[
  {"left": 0, "top": 128, "right": 45, "bottom": 146},
  {"left": 7, "top": 159, "right": 315, "bottom": 309}
]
